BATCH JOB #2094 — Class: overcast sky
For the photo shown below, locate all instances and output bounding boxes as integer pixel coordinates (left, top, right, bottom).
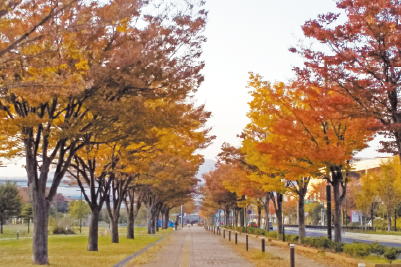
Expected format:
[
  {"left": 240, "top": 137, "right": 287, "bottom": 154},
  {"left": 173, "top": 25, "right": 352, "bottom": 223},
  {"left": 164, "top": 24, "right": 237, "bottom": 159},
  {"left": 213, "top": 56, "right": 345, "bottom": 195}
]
[
  {"left": 0, "top": 0, "right": 392, "bottom": 179},
  {"left": 195, "top": 0, "right": 392, "bottom": 161}
]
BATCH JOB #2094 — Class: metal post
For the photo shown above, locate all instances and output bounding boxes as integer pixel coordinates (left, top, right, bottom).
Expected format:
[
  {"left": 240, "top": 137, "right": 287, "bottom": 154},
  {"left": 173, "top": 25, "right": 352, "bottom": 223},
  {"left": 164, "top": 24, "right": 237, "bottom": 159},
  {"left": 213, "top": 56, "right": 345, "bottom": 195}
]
[
  {"left": 229, "top": 230, "right": 231, "bottom": 241},
  {"left": 290, "top": 244, "right": 295, "bottom": 267},
  {"left": 261, "top": 237, "right": 265, "bottom": 252},
  {"left": 327, "top": 185, "right": 332, "bottom": 240},
  {"left": 235, "top": 232, "right": 238, "bottom": 244},
  {"left": 246, "top": 234, "right": 248, "bottom": 251},
  {"left": 223, "top": 228, "right": 225, "bottom": 238}
]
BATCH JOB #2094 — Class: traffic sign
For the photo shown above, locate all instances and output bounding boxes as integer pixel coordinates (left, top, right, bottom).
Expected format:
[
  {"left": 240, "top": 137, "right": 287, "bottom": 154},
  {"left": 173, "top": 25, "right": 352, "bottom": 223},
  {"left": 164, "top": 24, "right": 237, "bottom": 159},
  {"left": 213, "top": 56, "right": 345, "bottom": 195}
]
[
  {"left": 247, "top": 209, "right": 252, "bottom": 215},
  {"left": 219, "top": 209, "right": 222, "bottom": 214}
]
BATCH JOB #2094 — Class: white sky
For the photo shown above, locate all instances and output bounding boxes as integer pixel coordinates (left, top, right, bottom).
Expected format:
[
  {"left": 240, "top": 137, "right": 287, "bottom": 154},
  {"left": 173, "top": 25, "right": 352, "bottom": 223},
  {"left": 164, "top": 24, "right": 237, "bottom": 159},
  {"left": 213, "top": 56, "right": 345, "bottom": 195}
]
[{"left": 195, "top": 0, "right": 392, "bottom": 160}]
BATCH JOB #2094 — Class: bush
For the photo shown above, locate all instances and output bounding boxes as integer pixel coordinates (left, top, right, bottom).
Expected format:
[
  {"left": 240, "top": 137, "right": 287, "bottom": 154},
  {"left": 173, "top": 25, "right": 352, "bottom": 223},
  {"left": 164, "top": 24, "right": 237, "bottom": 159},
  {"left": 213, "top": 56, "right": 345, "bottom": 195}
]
[
  {"left": 343, "top": 242, "right": 372, "bottom": 258},
  {"left": 370, "top": 243, "right": 386, "bottom": 257},
  {"left": 383, "top": 247, "right": 401, "bottom": 264},
  {"left": 53, "top": 227, "right": 75, "bottom": 235},
  {"left": 331, "top": 242, "right": 345, "bottom": 253}
]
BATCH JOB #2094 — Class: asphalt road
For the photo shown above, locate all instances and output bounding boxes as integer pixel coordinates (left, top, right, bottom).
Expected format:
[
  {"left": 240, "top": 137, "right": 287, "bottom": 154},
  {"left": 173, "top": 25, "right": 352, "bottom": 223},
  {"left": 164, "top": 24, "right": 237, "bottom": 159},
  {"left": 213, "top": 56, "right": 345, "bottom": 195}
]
[{"left": 278, "top": 227, "right": 401, "bottom": 248}]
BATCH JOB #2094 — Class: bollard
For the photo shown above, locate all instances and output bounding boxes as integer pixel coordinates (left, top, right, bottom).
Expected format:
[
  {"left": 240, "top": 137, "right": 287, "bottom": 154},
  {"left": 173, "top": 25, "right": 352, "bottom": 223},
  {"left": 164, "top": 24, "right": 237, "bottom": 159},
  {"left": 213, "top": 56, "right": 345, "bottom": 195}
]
[
  {"left": 246, "top": 234, "right": 248, "bottom": 251},
  {"left": 290, "top": 244, "right": 295, "bottom": 267},
  {"left": 223, "top": 229, "right": 225, "bottom": 238},
  {"left": 235, "top": 232, "right": 238, "bottom": 245},
  {"left": 358, "top": 264, "right": 366, "bottom": 267},
  {"left": 229, "top": 230, "right": 231, "bottom": 241},
  {"left": 261, "top": 237, "right": 265, "bottom": 253},
  {"left": 17, "top": 230, "right": 19, "bottom": 240}
]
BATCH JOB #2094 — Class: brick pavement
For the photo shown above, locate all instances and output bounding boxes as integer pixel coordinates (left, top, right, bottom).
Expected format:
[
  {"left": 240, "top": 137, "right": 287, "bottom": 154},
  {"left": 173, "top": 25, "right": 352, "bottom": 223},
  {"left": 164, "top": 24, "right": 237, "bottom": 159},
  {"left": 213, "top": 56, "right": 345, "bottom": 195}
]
[{"left": 137, "top": 226, "right": 253, "bottom": 267}]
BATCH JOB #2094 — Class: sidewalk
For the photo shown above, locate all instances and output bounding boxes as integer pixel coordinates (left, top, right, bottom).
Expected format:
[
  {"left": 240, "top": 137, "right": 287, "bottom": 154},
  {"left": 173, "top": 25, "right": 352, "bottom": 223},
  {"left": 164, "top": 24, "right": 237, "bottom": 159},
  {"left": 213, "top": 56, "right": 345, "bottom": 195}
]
[{"left": 137, "top": 226, "right": 253, "bottom": 267}]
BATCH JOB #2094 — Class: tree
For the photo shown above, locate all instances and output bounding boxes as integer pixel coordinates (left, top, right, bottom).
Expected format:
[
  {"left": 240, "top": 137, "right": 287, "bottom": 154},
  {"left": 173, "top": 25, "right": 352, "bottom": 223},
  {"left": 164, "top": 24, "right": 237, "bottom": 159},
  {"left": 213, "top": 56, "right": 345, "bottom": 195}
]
[
  {"left": 294, "top": 0, "right": 401, "bottom": 163},
  {"left": 374, "top": 157, "right": 401, "bottom": 231},
  {"left": 0, "top": 0, "right": 208, "bottom": 263},
  {"left": 354, "top": 173, "right": 380, "bottom": 227},
  {"left": 245, "top": 74, "right": 378, "bottom": 241},
  {"left": 20, "top": 204, "right": 33, "bottom": 234},
  {"left": 0, "top": 181, "right": 22, "bottom": 233},
  {"left": 69, "top": 200, "right": 91, "bottom": 225}
]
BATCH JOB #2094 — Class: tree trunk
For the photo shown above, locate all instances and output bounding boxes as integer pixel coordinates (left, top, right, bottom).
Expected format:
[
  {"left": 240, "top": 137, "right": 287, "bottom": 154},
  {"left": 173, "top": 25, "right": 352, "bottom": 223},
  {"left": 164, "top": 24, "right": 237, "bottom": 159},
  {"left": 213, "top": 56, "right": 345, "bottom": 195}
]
[
  {"left": 298, "top": 195, "right": 306, "bottom": 238},
  {"left": 371, "top": 207, "right": 374, "bottom": 228},
  {"left": 156, "top": 211, "right": 160, "bottom": 232},
  {"left": 273, "top": 193, "right": 283, "bottom": 235},
  {"left": 257, "top": 206, "right": 261, "bottom": 227},
  {"left": 27, "top": 219, "right": 30, "bottom": 234},
  {"left": 111, "top": 217, "right": 119, "bottom": 243},
  {"left": 147, "top": 206, "right": 153, "bottom": 234},
  {"left": 234, "top": 209, "right": 238, "bottom": 227},
  {"left": 87, "top": 209, "right": 99, "bottom": 251},
  {"left": 32, "top": 195, "right": 50, "bottom": 265},
  {"left": 388, "top": 211, "right": 391, "bottom": 232},
  {"left": 332, "top": 180, "right": 343, "bottom": 242},
  {"left": 164, "top": 209, "right": 169, "bottom": 229},
  {"left": 225, "top": 209, "right": 229, "bottom": 227},
  {"left": 262, "top": 194, "right": 271, "bottom": 231},
  {"left": 127, "top": 204, "right": 134, "bottom": 239},
  {"left": 1, "top": 220, "right": 2, "bottom": 234},
  {"left": 240, "top": 208, "right": 244, "bottom": 227}
]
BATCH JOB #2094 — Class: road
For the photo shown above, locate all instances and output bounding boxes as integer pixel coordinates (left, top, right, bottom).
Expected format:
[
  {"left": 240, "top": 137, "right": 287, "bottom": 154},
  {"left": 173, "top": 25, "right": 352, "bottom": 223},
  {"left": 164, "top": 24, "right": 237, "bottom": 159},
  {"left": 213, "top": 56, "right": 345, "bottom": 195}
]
[{"left": 279, "top": 226, "right": 401, "bottom": 248}]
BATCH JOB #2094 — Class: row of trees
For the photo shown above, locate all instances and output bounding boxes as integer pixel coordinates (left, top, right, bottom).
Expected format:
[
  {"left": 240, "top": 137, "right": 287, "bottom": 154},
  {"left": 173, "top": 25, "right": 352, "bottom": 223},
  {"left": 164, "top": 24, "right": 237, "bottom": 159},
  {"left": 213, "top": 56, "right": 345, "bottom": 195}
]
[
  {"left": 202, "top": 0, "right": 401, "bottom": 243},
  {"left": 0, "top": 0, "right": 211, "bottom": 264}
]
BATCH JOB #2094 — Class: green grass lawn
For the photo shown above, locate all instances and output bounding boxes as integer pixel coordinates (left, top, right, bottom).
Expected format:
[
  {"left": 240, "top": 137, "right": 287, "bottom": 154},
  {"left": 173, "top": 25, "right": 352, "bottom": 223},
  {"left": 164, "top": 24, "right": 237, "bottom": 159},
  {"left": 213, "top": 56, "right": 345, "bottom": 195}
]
[{"left": 0, "top": 226, "right": 173, "bottom": 266}]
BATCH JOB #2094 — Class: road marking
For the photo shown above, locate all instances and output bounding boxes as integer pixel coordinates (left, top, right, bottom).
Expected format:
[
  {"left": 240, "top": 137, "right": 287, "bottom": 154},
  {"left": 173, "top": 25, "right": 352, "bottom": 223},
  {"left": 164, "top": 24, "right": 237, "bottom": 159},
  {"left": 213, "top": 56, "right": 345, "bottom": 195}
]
[{"left": 180, "top": 231, "right": 191, "bottom": 267}]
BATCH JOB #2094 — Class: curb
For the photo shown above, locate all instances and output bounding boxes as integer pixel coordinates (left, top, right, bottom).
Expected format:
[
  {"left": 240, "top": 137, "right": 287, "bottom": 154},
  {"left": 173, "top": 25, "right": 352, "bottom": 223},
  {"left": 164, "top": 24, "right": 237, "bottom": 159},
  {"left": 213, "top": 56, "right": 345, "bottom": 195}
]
[{"left": 112, "top": 236, "right": 166, "bottom": 267}]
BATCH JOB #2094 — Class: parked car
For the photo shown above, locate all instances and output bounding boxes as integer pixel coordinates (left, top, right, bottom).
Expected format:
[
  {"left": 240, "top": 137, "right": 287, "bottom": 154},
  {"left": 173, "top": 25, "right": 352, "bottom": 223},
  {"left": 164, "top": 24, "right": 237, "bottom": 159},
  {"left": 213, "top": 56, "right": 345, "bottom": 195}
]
[{"left": 247, "top": 221, "right": 257, "bottom": 227}]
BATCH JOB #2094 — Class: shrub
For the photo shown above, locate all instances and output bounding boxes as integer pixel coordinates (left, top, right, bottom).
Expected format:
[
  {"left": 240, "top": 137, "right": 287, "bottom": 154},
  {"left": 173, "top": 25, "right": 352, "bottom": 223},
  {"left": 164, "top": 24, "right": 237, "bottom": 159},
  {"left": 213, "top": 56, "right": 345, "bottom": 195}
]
[
  {"left": 53, "top": 227, "right": 75, "bottom": 235},
  {"left": 343, "top": 243, "right": 372, "bottom": 258},
  {"left": 383, "top": 247, "right": 401, "bottom": 264},
  {"left": 331, "top": 242, "right": 345, "bottom": 253},
  {"left": 370, "top": 243, "right": 386, "bottom": 257}
]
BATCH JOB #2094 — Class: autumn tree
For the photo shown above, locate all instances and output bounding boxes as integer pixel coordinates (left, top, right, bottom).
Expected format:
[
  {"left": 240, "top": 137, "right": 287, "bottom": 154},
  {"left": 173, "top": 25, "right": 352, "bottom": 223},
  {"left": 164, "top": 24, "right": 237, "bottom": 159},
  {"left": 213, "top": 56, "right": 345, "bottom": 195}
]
[
  {"left": 0, "top": 0, "right": 208, "bottom": 263},
  {"left": 294, "top": 0, "right": 401, "bottom": 163},
  {"left": 245, "top": 74, "right": 378, "bottom": 241},
  {"left": 354, "top": 173, "right": 380, "bottom": 227},
  {"left": 374, "top": 157, "right": 401, "bottom": 231}
]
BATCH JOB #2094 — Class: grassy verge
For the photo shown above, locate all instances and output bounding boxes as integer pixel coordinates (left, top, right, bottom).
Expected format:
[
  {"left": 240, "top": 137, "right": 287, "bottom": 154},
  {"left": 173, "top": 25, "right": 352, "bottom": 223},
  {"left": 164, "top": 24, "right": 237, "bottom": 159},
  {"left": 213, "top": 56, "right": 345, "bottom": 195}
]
[{"left": 0, "top": 226, "right": 173, "bottom": 267}]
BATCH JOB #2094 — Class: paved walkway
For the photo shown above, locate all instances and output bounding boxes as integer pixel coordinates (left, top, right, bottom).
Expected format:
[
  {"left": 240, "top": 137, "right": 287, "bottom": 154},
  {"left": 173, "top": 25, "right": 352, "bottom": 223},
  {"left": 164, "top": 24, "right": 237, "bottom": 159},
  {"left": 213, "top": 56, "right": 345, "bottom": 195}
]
[{"left": 138, "top": 226, "right": 253, "bottom": 267}]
